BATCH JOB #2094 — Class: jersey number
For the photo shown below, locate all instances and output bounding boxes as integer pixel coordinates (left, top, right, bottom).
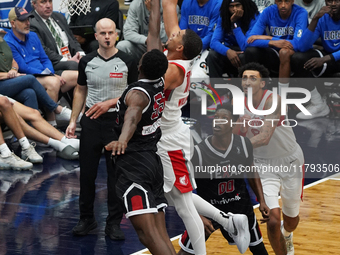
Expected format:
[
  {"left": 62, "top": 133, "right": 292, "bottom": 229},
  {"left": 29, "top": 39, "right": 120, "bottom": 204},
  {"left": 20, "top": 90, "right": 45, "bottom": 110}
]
[
  {"left": 251, "top": 128, "right": 260, "bottom": 136},
  {"left": 218, "top": 180, "right": 235, "bottom": 195},
  {"left": 151, "top": 92, "right": 165, "bottom": 120},
  {"left": 183, "top": 71, "right": 191, "bottom": 93}
]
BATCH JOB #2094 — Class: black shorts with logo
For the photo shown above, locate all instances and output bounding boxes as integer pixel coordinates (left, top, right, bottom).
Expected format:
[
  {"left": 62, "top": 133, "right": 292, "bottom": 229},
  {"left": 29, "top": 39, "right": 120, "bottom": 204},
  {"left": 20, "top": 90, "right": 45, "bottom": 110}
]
[{"left": 114, "top": 150, "right": 167, "bottom": 218}]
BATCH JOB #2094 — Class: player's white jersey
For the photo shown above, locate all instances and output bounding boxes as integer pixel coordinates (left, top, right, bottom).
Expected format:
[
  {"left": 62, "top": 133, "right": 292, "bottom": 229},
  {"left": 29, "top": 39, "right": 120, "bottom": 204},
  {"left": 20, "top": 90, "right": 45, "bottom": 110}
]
[
  {"left": 244, "top": 90, "right": 297, "bottom": 159},
  {"left": 161, "top": 58, "right": 194, "bottom": 132}
]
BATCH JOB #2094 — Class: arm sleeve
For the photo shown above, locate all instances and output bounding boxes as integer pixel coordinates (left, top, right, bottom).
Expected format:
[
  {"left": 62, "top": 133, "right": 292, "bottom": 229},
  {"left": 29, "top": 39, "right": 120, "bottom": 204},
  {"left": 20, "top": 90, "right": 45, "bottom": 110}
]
[
  {"left": 179, "top": 1, "right": 188, "bottom": 30},
  {"left": 210, "top": 18, "right": 230, "bottom": 56},
  {"left": 77, "top": 57, "right": 88, "bottom": 85},
  {"left": 298, "top": 28, "right": 320, "bottom": 52},
  {"left": 234, "top": 16, "right": 259, "bottom": 51},
  {"left": 6, "top": 41, "right": 43, "bottom": 74},
  {"left": 33, "top": 33, "right": 55, "bottom": 73},
  {"left": 201, "top": 2, "right": 220, "bottom": 50},
  {"left": 287, "top": 11, "right": 309, "bottom": 51},
  {"left": 122, "top": 2, "right": 148, "bottom": 45},
  {"left": 246, "top": 10, "right": 271, "bottom": 48},
  {"left": 332, "top": 51, "right": 340, "bottom": 62}
]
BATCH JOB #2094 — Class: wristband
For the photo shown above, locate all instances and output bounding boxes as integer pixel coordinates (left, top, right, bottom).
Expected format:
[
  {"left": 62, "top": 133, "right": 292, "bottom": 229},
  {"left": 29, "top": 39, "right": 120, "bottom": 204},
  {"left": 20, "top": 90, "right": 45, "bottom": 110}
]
[
  {"left": 11, "top": 67, "right": 18, "bottom": 71},
  {"left": 233, "top": 23, "right": 238, "bottom": 29}
]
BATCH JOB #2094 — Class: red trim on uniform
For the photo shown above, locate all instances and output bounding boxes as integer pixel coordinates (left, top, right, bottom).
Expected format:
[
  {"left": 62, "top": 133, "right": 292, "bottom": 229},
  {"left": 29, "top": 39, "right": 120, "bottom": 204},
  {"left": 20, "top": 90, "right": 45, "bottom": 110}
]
[
  {"left": 169, "top": 61, "right": 186, "bottom": 74},
  {"left": 168, "top": 150, "right": 193, "bottom": 193},
  {"left": 245, "top": 89, "right": 268, "bottom": 112},
  {"left": 181, "top": 230, "right": 188, "bottom": 244},
  {"left": 131, "top": 195, "right": 144, "bottom": 211},
  {"left": 164, "top": 89, "right": 172, "bottom": 101},
  {"left": 301, "top": 163, "right": 305, "bottom": 201}
]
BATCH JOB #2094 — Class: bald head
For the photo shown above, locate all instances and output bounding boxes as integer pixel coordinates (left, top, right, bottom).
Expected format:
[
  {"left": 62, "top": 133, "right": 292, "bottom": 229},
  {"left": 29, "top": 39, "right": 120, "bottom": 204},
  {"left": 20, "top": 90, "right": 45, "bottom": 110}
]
[
  {"left": 95, "top": 18, "right": 118, "bottom": 49},
  {"left": 95, "top": 18, "right": 116, "bottom": 33}
]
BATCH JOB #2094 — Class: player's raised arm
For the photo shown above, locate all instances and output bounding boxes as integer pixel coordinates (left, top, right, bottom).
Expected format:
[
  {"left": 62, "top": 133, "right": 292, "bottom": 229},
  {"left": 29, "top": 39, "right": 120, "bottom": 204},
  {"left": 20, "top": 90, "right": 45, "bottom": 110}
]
[
  {"left": 162, "top": 0, "right": 181, "bottom": 38},
  {"left": 147, "top": 0, "right": 162, "bottom": 51}
]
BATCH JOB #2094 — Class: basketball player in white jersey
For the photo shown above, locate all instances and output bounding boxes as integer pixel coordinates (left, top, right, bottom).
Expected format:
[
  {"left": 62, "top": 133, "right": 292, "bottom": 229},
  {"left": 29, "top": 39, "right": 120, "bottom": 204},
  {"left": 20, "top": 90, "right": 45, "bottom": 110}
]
[
  {"left": 236, "top": 62, "right": 304, "bottom": 255},
  {"left": 149, "top": 0, "right": 252, "bottom": 254}
]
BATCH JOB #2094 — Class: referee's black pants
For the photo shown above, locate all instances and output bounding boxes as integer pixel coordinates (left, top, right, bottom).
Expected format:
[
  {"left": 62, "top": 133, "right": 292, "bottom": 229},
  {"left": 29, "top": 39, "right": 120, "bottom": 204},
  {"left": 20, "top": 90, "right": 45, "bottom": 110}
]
[{"left": 79, "top": 111, "right": 124, "bottom": 225}]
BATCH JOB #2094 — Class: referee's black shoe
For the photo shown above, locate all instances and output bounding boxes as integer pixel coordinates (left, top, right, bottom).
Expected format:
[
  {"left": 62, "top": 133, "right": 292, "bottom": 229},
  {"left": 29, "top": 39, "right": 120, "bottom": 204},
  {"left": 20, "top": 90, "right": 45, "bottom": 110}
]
[
  {"left": 72, "top": 218, "right": 97, "bottom": 235},
  {"left": 105, "top": 223, "right": 125, "bottom": 240}
]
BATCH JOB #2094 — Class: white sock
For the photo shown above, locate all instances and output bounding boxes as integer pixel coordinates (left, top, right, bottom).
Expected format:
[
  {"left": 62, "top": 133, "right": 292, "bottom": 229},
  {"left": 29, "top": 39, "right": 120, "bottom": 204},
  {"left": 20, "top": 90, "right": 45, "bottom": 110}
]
[
  {"left": 0, "top": 143, "right": 12, "bottom": 157},
  {"left": 167, "top": 190, "right": 206, "bottom": 255},
  {"left": 61, "top": 136, "right": 79, "bottom": 150},
  {"left": 310, "top": 87, "right": 323, "bottom": 105},
  {"left": 48, "top": 138, "right": 67, "bottom": 152},
  {"left": 282, "top": 226, "right": 292, "bottom": 237},
  {"left": 19, "top": 137, "right": 30, "bottom": 150},
  {"left": 192, "top": 193, "right": 230, "bottom": 231},
  {"left": 278, "top": 82, "right": 289, "bottom": 96}
]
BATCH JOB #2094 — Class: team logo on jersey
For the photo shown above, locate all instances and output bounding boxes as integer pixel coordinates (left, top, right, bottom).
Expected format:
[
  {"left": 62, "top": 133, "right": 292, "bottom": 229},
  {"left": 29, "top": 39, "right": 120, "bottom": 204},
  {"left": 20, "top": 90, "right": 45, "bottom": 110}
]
[
  {"left": 113, "top": 65, "right": 119, "bottom": 72},
  {"left": 236, "top": 147, "right": 241, "bottom": 155},
  {"left": 297, "top": 29, "right": 303, "bottom": 38},
  {"left": 179, "top": 175, "right": 189, "bottom": 186}
]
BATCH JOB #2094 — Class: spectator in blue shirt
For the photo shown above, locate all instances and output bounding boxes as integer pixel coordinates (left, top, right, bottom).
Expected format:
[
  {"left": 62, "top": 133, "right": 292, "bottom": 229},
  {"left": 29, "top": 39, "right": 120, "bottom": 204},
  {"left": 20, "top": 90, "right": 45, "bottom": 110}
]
[
  {"left": 291, "top": 1, "right": 340, "bottom": 119},
  {"left": 179, "top": 0, "right": 221, "bottom": 50},
  {"left": 245, "top": 0, "right": 308, "bottom": 95},
  {"left": 207, "top": 0, "right": 259, "bottom": 78},
  {"left": 5, "top": 7, "right": 77, "bottom": 126}
]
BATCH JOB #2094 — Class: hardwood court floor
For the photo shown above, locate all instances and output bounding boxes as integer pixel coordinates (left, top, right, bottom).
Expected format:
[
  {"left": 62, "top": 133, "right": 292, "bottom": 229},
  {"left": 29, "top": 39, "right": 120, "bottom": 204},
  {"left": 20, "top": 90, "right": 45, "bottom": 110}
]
[{"left": 139, "top": 177, "right": 340, "bottom": 255}]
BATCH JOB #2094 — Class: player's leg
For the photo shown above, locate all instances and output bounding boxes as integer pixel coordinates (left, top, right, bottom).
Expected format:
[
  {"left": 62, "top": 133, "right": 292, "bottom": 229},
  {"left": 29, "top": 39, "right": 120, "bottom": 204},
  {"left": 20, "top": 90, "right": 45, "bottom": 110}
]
[
  {"left": 166, "top": 188, "right": 206, "bottom": 255},
  {"left": 259, "top": 174, "right": 286, "bottom": 255},
  {"left": 129, "top": 213, "right": 175, "bottom": 255},
  {"left": 154, "top": 210, "right": 177, "bottom": 255},
  {"left": 280, "top": 146, "right": 304, "bottom": 255}
]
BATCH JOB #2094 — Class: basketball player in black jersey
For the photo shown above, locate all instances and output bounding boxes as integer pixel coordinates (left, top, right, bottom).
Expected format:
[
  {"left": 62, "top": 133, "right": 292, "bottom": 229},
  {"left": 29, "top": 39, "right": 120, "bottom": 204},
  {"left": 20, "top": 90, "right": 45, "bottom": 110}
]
[
  {"left": 105, "top": 0, "right": 176, "bottom": 254},
  {"left": 178, "top": 104, "right": 270, "bottom": 255}
]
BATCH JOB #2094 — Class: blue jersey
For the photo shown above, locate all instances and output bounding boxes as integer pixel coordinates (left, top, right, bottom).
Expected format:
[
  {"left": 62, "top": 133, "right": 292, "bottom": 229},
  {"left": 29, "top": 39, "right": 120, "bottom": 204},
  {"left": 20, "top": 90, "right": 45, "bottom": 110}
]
[
  {"left": 247, "top": 4, "right": 308, "bottom": 51},
  {"left": 299, "top": 14, "right": 340, "bottom": 62},
  {"left": 179, "top": 0, "right": 222, "bottom": 50},
  {"left": 211, "top": 14, "right": 259, "bottom": 55}
]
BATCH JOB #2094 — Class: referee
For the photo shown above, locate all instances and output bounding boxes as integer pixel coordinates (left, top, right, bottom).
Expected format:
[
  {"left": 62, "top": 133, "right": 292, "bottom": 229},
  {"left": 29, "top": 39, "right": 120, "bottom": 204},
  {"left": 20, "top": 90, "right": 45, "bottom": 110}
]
[{"left": 66, "top": 18, "right": 138, "bottom": 239}]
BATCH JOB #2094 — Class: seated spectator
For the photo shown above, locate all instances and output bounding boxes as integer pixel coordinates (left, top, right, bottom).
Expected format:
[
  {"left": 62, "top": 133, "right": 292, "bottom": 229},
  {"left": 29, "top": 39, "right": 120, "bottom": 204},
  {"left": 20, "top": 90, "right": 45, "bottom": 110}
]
[
  {"left": 179, "top": 0, "right": 221, "bottom": 51},
  {"left": 0, "top": 96, "right": 42, "bottom": 168},
  {"left": 245, "top": 0, "right": 308, "bottom": 94},
  {"left": 116, "top": 0, "right": 169, "bottom": 63},
  {"left": 293, "top": 2, "right": 339, "bottom": 119},
  {"left": 252, "top": 0, "right": 274, "bottom": 13},
  {"left": 294, "top": 0, "right": 325, "bottom": 23},
  {"left": 4, "top": 95, "right": 80, "bottom": 159},
  {"left": 0, "top": 37, "right": 71, "bottom": 126},
  {"left": 69, "top": 0, "right": 119, "bottom": 53},
  {"left": 207, "top": 0, "right": 259, "bottom": 78},
  {"left": 29, "top": 0, "right": 84, "bottom": 74}
]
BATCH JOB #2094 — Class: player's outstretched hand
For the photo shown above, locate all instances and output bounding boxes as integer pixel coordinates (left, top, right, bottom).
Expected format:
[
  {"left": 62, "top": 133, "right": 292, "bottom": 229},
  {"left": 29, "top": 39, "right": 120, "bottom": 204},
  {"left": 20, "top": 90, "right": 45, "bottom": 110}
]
[
  {"left": 259, "top": 202, "right": 270, "bottom": 224},
  {"left": 105, "top": 140, "right": 128, "bottom": 155}
]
